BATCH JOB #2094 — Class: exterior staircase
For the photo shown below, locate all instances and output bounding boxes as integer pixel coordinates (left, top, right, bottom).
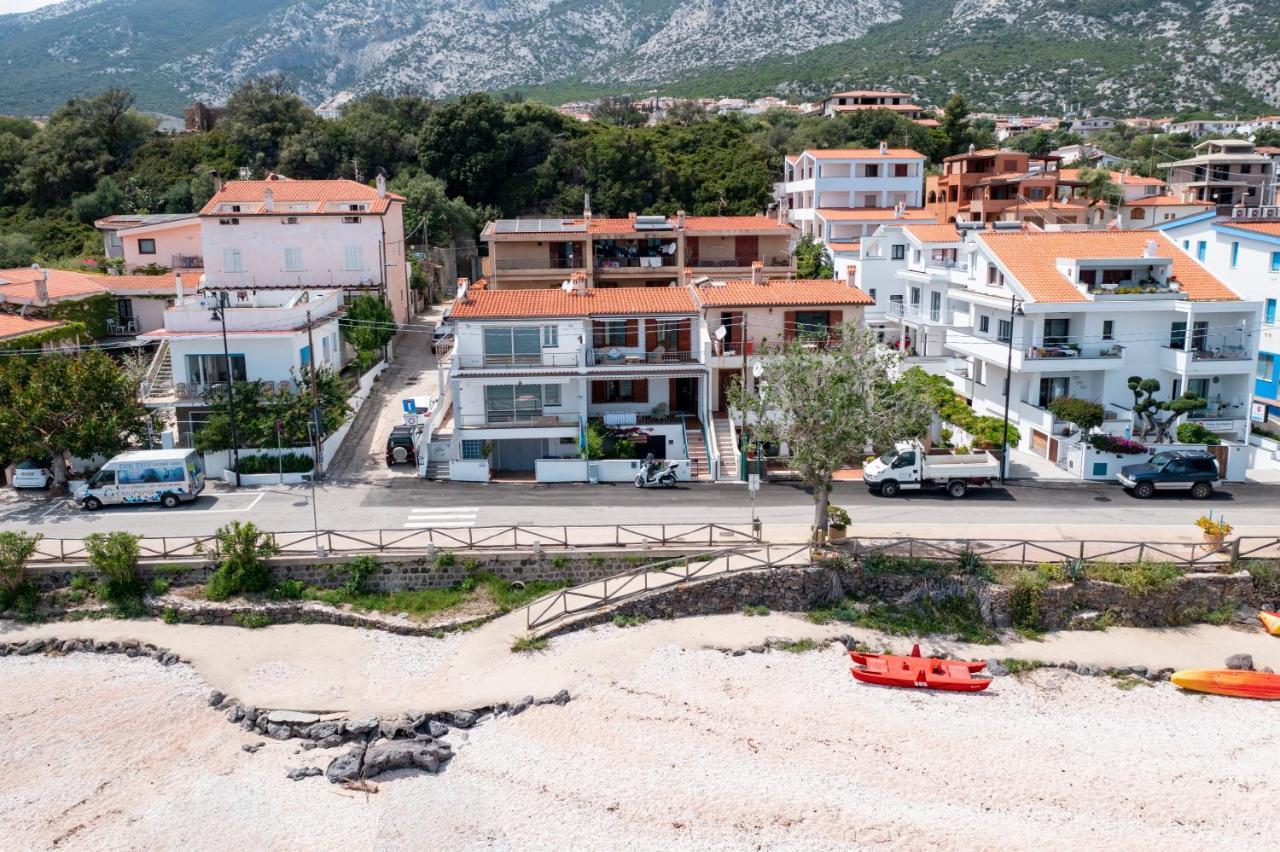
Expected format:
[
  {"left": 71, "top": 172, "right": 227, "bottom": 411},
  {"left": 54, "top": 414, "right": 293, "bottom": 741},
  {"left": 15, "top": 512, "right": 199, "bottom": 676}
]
[
  {"left": 713, "top": 414, "right": 739, "bottom": 481},
  {"left": 684, "top": 419, "right": 711, "bottom": 481},
  {"left": 140, "top": 340, "right": 173, "bottom": 401}
]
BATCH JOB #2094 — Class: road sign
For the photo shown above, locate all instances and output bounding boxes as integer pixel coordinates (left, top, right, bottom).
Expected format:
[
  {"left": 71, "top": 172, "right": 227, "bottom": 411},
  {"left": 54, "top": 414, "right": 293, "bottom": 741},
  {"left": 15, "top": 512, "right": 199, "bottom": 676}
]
[
  {"left": 402, "top": 398, "right": 415, "bottom": 413},
  {"left": 404, "top": 414, "right": 419, "bottom": 426}
]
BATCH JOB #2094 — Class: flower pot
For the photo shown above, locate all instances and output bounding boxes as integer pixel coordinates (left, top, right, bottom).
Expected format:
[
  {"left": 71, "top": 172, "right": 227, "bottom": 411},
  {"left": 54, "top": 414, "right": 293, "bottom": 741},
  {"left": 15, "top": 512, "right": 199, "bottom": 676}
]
[
  {"left": 1202, "top": 531, "right": 1225, "bottom": 544},
  {"left": 828, "top": 525, "right": 848, "bottom": 544}
]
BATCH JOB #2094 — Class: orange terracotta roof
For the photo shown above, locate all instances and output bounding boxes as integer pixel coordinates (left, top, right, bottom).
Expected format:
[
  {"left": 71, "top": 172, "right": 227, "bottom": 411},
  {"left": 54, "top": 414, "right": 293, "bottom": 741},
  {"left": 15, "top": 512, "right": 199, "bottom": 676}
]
[
  {"left": 815, "top": 208, "right": 936, "bottom": 222},
  {"left": 0, "top": 313, "right": 68, "bottom": 341},
  {"left": 200, "top": 178, "right": 404, "bottom": 216},
  {"left": 976, "top": 231, "right": 1238, "bottom": 304},
  {"left": 903, "top": 224, "right": 962, "bottom": 243},
  {"left": 451, "top": 286, "right": 698, "bottom": 319},
  {"left": 1222, "top": 222, "right": 1280, "bottom": 238},
  {"left": 829, "top": 104, "right": 923, "bottom": 114},
  {"left": 825, "top": 241, "right": 862, "bottom": 252},
  {"left": 695, "top": 279, "right": 873, "bottom": 307},
  {"left": 828, "top": 90, "right": 914, "bottom": 99},
  {"left": 915, "top": 118, "right": 941, "bottom": 128},
  {"left": 1254, "top": 146, "right": 1280, "bottom": 156},
  {"left": 802, "top": 148, "right": 926, "bottom": 159},
  {"left": 105, "top": 272, "right": 202, "bottom": 293},
  {"left": 588, "top": 217, "right": 653, "bottom": 233},
  {"left": 1125, "top": 195, "right": 1213, "bottom": 207},
  {"left": 942, "top": 148, "right": 1010, "bottom": 162},
  {"left": 684, "top": 216, "right": 793, "bottom": 233},
  {"left": 1059, "top": 168, "right": 1165, "bottom": 186},
  {"left": 0, "top": 268, "right": 108, "bottom": 303}
]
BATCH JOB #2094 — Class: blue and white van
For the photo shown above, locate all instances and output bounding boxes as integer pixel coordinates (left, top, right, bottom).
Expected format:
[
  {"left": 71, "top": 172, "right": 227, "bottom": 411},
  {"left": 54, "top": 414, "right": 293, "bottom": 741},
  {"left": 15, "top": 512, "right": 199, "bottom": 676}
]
[{"left": 75, "top": 449, "right": 205, "bottom": 510}]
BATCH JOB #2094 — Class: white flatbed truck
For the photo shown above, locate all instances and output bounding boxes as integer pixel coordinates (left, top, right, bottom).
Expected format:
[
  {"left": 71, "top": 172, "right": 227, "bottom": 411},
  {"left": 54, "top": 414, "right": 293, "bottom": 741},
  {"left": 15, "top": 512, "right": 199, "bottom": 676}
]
[{"left": 863, "top": 440, "right": 1000, "bottom": 498}]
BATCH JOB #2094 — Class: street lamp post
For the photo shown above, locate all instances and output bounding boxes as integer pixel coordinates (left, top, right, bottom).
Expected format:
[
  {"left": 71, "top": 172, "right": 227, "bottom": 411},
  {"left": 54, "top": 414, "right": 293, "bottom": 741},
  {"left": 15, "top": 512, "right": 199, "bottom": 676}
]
[
  {"left": 749, "top": 361, "right": 765, "bottom": 539},
  {"left": 212, "top": 292, "right": 241, "bottom": 487},
  {"left": 999, "top": 293, "right": 1021, "bottom": 483}
]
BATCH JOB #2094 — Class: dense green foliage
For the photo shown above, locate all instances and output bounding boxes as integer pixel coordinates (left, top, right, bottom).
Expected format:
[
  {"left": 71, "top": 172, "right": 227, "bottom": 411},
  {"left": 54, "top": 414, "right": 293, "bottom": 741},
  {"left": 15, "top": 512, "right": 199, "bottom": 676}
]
[
  {"left": 203, "top": 522, "right": 280, "bottom": 601},
  {"left": 905, "top": 368, "right": 1021, "bottom": 450},
  {"left": 0, "top": 531, "right": 41, "bottom": 616},
  {"left": 194, "top": 368, "right": 352, "bottom": 452},
  {"left": 342, "top": 295, "right": 396, "bottom": 368},
  {"left": 1047, "top": 397, "right": 1105, "bottom": 433},
  {"left": 84, "top": 532, "right": 146, "bottom": 618},
  {"left": 1175, "top": 422, "right": 1222, "bottom": 446},
  {"left": 233, "top": 452, "right": 315, "bottom": 474}
]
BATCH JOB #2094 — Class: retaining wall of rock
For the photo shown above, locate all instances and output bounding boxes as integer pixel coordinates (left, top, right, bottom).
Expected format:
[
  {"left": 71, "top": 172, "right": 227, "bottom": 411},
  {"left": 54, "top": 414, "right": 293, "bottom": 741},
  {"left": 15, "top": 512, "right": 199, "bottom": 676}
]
[{"left": 27, "top": 549, "right": 708, "bottom": 593}]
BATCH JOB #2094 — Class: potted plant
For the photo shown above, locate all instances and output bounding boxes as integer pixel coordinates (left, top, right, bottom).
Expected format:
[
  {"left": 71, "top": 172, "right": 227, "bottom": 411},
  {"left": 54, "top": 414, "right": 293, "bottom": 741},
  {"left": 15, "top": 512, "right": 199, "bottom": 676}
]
[
  {"left": 1195, "top": 514, "right": 1232, "bottom": 544},
  {"left": 827, "top": 505, "right": 851, "bottom": 544}
]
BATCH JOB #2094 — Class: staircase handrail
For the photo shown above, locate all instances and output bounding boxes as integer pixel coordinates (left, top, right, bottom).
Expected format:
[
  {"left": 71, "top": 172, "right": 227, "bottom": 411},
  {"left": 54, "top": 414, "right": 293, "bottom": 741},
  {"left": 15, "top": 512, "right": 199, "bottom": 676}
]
[{"left": 139, "top": 339, "right": 170, "bottom": 398}]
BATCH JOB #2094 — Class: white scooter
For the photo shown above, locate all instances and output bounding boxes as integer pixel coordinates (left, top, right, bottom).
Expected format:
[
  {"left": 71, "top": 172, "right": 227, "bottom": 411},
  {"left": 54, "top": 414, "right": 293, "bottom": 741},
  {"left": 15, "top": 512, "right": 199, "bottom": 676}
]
[{"left": 634, "top": 454, "right": 679, "bottom": 488}]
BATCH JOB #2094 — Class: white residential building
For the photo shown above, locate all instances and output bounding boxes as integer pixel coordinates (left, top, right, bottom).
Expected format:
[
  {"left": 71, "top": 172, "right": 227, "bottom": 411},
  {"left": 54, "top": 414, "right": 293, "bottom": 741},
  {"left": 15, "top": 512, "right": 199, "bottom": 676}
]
[
  {"left": 1152, "top": 211, "right": 1280, "bottom": 423},
  {"left": 781, "top": 146, "right": 933, "bottom": 279},
  {"left": 138, "top": 287, "right": 346, "bottom": 446},
  {"left": 199, "top": 174, "right": 413, "bottom": 324},
  {"left": 853, "top": 229, "right": 1260, "bottom": 477}
]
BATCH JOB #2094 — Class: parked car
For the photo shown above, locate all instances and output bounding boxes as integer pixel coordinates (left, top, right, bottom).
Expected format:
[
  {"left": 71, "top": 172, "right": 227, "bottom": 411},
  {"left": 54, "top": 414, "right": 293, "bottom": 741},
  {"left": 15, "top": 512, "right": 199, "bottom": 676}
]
[
  {"left": 431, "top": 309, "right": 453, "bottom": 346},
  {"left": 863, "top": 440, "right": 1001, "bottom": 498},
  {"left": 10, "top": 460, "right": 52, "bottom": 490},
  {"left": 386, "top": 425, "right": 418, "bottom": 466},
  {"left": 74, "top": 449, "right": 205, "bottom": 510},
  {"left": 1117, "top": 450, "right": 1219, "bottom": 499}
]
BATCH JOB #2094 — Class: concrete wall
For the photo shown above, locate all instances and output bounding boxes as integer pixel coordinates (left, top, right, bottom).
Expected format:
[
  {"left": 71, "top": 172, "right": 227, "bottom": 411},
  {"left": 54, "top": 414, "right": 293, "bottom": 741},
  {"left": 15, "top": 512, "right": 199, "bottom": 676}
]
[{"left": 119, "top": 220, "right": 202, "bottom": 272}]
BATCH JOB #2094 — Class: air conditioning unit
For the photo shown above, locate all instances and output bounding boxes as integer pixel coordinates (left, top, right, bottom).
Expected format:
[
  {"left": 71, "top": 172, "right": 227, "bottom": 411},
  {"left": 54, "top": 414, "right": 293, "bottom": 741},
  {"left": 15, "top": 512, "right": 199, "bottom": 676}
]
[
  {"left": 1231, "top": 207, "right": 1246, "bottom": 218},
  {"left": 1246, "top": 207, "right": 1262, "bottom": 218}
]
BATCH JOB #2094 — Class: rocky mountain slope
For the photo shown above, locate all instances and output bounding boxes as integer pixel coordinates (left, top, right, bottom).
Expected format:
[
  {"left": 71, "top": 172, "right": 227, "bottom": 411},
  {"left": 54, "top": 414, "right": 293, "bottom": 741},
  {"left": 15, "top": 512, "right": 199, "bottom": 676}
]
[{"left": 0, "top": 0, "right": 1276, "bottom": 115}]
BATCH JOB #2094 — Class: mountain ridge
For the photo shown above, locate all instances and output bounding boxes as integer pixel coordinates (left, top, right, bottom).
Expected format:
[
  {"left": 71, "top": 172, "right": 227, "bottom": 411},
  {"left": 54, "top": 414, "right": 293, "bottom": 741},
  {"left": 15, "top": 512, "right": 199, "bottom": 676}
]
[{"left": 0, "top": 0, "right": 1276, "bottom": 116}]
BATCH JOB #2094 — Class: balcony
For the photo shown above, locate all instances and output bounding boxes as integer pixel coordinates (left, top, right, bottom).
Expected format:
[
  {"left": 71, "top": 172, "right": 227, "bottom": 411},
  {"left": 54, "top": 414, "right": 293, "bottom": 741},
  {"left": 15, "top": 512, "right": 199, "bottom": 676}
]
[
  {"left": 587, "top": 349, "right": 699, "bottom": 367},
  {"left": 494, "top": 257, "right": 585, "bottom": 271},
  {"left": 1023, "top": 342, "right": 1125, "bottom": 367},
  {"left": 170, "top": 254, "right": 203, "bottom": 270},
  {"left": 885, "top": 302, "right": 954, "bottom": 327},
  {"left": 457, "top": 413, "right": 580, "bottom": 430},
  {"left": 688, "top": 255, "right": 793, "bottom": 270},
  {"left": 594, "top": 256, "right": 677, "bottom": 271},
  {"left": 1159, "top": 341, "right": 1254, "bottom": 376}
]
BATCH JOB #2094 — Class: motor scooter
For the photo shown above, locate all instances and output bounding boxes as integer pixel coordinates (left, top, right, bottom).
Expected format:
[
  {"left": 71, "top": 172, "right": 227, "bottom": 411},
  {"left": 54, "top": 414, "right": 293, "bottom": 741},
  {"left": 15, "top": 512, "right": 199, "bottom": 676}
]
[{"left": 633, "top": 453, "right": 679, "bottom": 488}]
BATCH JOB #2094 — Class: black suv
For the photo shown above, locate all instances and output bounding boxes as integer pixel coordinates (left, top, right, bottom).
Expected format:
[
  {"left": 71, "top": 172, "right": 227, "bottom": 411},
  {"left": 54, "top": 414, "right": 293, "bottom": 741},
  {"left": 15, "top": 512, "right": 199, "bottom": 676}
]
[
  {"left": 1117, "top": 450, "right": 1218, "bottom": 499},
  {"left": 386, "top": 425, "right": 417, "bottom": 466}
]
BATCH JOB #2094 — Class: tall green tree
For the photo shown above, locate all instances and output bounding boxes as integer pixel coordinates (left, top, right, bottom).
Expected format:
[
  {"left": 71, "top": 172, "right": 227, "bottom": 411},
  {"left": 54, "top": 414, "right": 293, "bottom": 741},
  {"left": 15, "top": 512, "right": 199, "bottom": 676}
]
[
  {"left": 0, "top": 351, "right": 155, "bottom": 486},
  {"left": 728, "top": 325, "right": 933, "bottom": 538},
  {"left": 793, "top": 235, "right": 833, "bottom": 279},
  {"left": 939, "top": 93, "right": 973, "bottom": 157},
  {"left": 194, "top": 369, "right": 352, "bottom": 452},
  {"left": 342, "top": 295, "right": 396, "bottom": 367},
  {"left": 220, "top": 74, "right": 316, "bottom": 171}
]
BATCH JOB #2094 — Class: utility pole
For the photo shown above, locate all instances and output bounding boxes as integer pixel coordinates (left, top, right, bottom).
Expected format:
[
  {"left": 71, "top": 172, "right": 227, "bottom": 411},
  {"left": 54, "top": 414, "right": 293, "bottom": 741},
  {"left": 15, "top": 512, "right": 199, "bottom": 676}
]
[
  {"left": 216, "top": 291, "right": 241, "bottom": 486},
  {"left": 305, "top": 310, "right": 322, "bottom": 481}
]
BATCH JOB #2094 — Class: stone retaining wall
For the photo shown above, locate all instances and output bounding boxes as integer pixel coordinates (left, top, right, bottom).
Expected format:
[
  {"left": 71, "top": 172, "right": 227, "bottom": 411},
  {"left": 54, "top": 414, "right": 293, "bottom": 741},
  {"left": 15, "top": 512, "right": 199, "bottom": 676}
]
[{"left": 27, "top": 550, "right": 706, "bottom": 593}]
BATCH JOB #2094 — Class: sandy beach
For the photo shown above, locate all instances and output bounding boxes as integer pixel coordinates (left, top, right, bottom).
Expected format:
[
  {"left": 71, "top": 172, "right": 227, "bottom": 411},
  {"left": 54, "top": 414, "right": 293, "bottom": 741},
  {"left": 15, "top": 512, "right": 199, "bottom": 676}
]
[{"left": 2, "top": 616, "right": 1277, "bottom": 851}]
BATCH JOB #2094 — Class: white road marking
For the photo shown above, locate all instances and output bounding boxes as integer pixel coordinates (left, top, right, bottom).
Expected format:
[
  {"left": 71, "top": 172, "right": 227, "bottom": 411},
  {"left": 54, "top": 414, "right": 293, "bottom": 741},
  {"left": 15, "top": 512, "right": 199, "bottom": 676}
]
[{"left": 403, "top": 506, "right": 479, "bottom": 529}]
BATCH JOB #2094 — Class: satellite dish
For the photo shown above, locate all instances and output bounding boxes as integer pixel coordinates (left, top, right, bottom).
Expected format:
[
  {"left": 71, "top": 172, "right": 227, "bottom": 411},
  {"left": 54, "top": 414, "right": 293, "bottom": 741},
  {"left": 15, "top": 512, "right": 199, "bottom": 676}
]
[{"left": 752, "top": 362, "right": 764, "bottom": 379}]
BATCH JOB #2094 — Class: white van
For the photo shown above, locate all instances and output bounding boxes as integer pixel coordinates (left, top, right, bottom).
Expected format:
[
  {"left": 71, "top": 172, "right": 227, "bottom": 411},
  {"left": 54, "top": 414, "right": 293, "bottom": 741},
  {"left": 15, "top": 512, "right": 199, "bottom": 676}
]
[{"left": 75, "top": 449, "right": 205, "bottom": 510}]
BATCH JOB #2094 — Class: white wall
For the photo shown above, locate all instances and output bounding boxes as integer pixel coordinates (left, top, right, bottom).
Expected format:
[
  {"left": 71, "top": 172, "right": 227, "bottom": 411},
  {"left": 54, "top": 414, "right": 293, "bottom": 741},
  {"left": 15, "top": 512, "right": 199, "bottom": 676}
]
[
  {"left": 168, "top": 318, "right": 343, "bottom": 386},
  {"left": 201, "top": 214, "right": 388, "bottom": 291}
]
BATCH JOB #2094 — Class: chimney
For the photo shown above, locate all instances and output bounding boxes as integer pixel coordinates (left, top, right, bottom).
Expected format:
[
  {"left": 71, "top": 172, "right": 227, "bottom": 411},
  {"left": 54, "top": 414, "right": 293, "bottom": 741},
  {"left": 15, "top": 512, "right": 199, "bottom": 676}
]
[
  {"left": 456, "top": 277, "right": 471, "bottom": 302},
  {"left": 676, "top": 209, "right": 686, "bottom": 229},
  {"left": 751, "top": 260, "right": 764, "bottom": 285},
  {"left": 1143, "top": 239, "right": 1158, "bottom": 258},
  {"left": 376, "top": 169, "right": 387, "bottom": 198},
  {"left": 174, "top": 272, "right": 184, "bottom": 306},
  {"left": 628, "top": 212, "right": 637, "bottom": 226},
  {"left": 34, "top": 268, "right": 48, "bottom": 306},
  {"left": 968, "top": 143, "right": 976, "bottom": 155},
  {"left": 570, "top": 270, "right": 588, "bottom": 294},
  {"left": 583, "top": 191, "right": 592, "bottom": 224},
  {"left": 681, "top": 267, "right": 693, "bottom": 286},
  {"left": 262, "top": 187, "right": 274, "bottom": 212},
  {"left": 211, "top": 170, "right": 223, "bottom": 194},
  {"left": 879, "top": 140, "right": 888, "bottom": 156}
]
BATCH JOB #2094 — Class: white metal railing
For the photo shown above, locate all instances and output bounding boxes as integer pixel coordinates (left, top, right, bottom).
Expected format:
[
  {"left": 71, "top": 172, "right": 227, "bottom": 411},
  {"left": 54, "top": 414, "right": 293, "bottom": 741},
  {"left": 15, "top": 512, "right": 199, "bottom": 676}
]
[{"left": 139, "top": 339, "right": 171, "bottom": 399}]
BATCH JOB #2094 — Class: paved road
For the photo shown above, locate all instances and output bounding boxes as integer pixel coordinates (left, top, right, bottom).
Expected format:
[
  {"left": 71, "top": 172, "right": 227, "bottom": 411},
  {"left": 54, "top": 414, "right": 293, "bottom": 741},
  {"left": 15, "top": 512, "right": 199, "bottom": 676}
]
[{"left": 4, "top": 475, "right": 1278, "bottom": 542}]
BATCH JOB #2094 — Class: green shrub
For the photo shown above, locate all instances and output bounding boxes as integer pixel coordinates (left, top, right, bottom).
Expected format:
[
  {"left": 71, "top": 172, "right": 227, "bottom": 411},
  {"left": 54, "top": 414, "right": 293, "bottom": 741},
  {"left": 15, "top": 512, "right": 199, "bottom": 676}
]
[
  {"left": 331, "top": 555, "right": 379, "bottom": 595},
  {"left": 612, "top": 613, "right": 651, "bottom": 628},
  {"left": 233, "top": 452, "right": 314, "bottom": 475},
  {"left": 148, "top": 578, "right": 171, "bottom": 597},
  {"left": 203, "top": 522, "right": 279, "bottom": 601},
  {"left": 461, "top": 557, "right": 481, "bottom": 573},
  {"left": 85, "top": 532, "right": 146, "bottom": 618},
  {"left": 162, "top": 606, "right": 179, "bottom": 624},
  {"left": 550, "top": 555, "right": 568, "bottom": 570},
  {"left": 1002, "top": 658, "right": 1046, "bottom": 676},
  {"left": 1086, "top": 561, "right": 1183, "bottom": 593},
  {"left": 1176, "top": 422, "right": 1222, "bottom": 446},
  {"left": 776, "top": 638, "right": 821, "bottom": 653},
  {"left": 956, "top": 548, "right": 989, "bottom": 578},
  {"left": 741, "top": 604, "right": 769, "bottom": 617},
  {"left": 270, "top": 579, "right": 307, "bottom": 600},
  {"left": 434, "top": 550, "right": 456, "bottom": 568},
  {"left": 1007, "top": 569, "right": 1046, "bottom": 632},
  {"left": 232, "top": 611, "right": 270, "bottom": 629},
  {"left": 0, "top": 531, "right": 42, "bottom": 614},
  {"left": 69, "top": 572, "right": 93, "bottom": 593},
  {"left": 1246, "top": 561, "right": 1280, "bottom": 599},
  {"left": 588, "top": 554, "right": 606, "bottom": 569},
  {"left": 511, "top": 633, "right": 549, "bottom": 653},
  {"left": 821, "top": 593, "right": 998, "bottom": 644},
  {"left": 1047, "top": 397, "right": 1104, "bottom": 432}
]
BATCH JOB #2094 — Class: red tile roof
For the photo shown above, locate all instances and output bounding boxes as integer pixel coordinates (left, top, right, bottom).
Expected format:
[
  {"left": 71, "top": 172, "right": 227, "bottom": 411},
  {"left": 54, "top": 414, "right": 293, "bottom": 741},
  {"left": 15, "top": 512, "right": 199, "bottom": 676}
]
[
  {"left": 683, "top": 216, "right": 793, "bottom": 234},
  {"left": 0, "top": 268, "right": 108, "bottom": 303},
  {"left": 0, "top": 313, "right": 68, "bottom": 342},
  {"left": 828, "top": 90, "right": 914, "bottom": 99},
  {"left": 976, "top": 231, "right": 1238, "bottom": 304},
  {"left": 1222, "top": 222, "right": 1280, "bottom": 238},
  {"left": 695, "top": 279, "right": 873, "bottom": 307},
  {"left": 450, "top": 286, "right": 698, "bottom": 319},
  {"left": 902, "top": 224, "right": 962, "bottom": 243},
  {"left": 199, "top": 178, "right": 404, "bottom": 216},
  {"left": 105, "top": 272, "right": 202, "bottom": 293}
]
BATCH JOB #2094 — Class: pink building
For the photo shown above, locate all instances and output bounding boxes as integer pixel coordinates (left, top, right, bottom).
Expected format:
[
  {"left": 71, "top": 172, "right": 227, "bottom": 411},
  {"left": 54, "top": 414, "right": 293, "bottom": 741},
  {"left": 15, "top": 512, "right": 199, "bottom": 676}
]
[
  {"left": 95, "top": 213, "right": 203, "bottom": 273},
  {"left": 199, "top": 175, "right": 411, "bottom": 323}
]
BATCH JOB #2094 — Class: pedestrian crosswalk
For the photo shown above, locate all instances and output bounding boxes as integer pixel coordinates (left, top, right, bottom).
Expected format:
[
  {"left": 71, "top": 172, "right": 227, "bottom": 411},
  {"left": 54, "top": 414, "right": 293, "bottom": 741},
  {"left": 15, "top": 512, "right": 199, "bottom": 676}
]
[{"left": 402, "top": 506, "right": 480, "bottom": 529}]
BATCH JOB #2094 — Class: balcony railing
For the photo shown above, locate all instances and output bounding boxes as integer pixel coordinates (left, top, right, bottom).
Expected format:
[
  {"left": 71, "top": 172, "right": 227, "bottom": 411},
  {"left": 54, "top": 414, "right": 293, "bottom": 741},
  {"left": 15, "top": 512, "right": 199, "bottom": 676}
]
[
  {"left": 170, "top": 254, "right": 203, "bottom": 270},
  {"left": 1024, "top": 343, "right": 1124, "bottom": 360},
  {"left": 595, "top": 256, "right": 677, "bottom": 270},
  {"left": 887, "top": 303, "right": 953, "bottom": 324},
  {"left": 587, "top": 349, "right": 698, "bottom": 366},
  {"left": 688, "top": 256, "right": 793, "bottom": 268},
  {"left": 494, "top": 257, "right": 585, "bottom": 271},
  {"left": 455, "top": 352, "right": 581, "bottom": 369},
  {"left": 458, "top": 413, "right": 579, "bottom": 429}
]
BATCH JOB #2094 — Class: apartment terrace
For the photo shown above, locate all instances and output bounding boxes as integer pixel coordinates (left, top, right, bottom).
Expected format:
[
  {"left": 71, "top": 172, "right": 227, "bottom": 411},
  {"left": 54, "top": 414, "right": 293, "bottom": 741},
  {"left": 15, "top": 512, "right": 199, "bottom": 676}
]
[{"left": 152, "top": 288, "right": 343, "bottom": 335}]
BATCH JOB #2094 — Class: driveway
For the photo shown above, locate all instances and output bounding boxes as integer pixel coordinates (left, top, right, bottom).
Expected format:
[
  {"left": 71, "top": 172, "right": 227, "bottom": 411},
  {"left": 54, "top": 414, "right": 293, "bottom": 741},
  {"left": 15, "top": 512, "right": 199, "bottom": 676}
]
[{"left": 325, "top": 306, "right": 447, "bottom": 484}]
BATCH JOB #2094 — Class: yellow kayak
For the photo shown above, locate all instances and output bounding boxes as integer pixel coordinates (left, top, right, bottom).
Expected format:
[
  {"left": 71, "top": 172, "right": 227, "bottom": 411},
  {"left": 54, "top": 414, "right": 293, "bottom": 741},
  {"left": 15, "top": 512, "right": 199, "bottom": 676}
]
[
  {"left": 1260, "top": 611, "right": 1280, "bottom": 636},
  {"left": 1171, "top": 669, "right": 1280, "bottom": 700}
]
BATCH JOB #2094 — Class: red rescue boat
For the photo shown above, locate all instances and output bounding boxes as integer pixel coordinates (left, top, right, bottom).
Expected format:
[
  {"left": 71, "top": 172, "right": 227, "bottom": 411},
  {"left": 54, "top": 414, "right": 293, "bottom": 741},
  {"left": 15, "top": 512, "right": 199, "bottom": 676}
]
[{"left": 850, "top": 644, "right": 992, "bottom": 692}]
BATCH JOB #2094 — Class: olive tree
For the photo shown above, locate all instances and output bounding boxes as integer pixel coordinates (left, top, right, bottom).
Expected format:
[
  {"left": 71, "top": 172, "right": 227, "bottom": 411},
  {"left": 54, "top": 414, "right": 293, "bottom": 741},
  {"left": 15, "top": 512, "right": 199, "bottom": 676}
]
[{"left": 729, "top": 324, "right": 933, "bottom": 540}]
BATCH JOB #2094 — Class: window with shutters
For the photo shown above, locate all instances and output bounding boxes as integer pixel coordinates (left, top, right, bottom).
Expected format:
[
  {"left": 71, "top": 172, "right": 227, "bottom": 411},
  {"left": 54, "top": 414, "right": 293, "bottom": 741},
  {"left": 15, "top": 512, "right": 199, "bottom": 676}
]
[
  {"left": 483, "top": 326, "right": 542, "bottom": 366},
  {"left": 599, "top": 320, "right": 628, "bottom": 346},
  {"left": 284, "top": 248, "right": 304, "bottom": 271},
  {"left": 344, "top": 246, "right": 364, "bottom": 271},
  {"left": 223, "top": 247, "right": 243, "bottom": 273}
]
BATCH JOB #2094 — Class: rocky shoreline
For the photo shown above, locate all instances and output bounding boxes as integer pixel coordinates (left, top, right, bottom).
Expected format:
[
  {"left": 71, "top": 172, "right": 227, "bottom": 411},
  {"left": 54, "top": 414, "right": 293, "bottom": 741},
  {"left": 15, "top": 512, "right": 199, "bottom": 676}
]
[{"left": 0, "top": 635, "right": 571, "bottom": 785}]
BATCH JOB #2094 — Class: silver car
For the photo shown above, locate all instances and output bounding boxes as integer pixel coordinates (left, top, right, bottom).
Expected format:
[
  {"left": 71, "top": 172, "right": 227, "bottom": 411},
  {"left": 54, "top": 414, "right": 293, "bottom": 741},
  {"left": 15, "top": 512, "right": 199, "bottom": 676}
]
[{"left": 11, "top": 461, "right": 52, "bottom": 490}]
